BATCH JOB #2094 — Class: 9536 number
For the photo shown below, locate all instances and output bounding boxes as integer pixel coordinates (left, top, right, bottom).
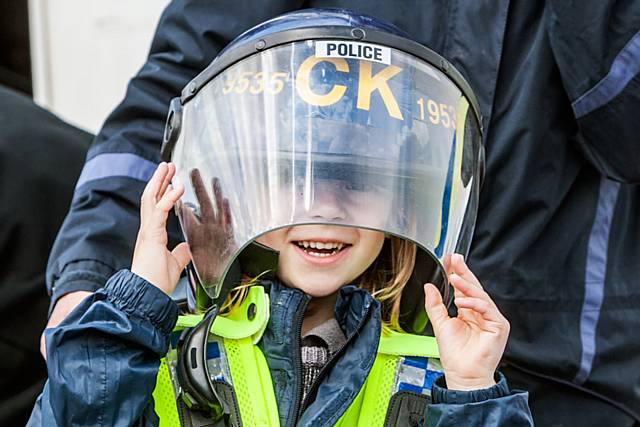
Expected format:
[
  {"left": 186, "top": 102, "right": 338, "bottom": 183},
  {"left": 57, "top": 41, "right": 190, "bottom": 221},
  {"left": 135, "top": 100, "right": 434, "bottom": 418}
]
[{"left": 222, "top": 71, "right": 289, "bottom": 95}]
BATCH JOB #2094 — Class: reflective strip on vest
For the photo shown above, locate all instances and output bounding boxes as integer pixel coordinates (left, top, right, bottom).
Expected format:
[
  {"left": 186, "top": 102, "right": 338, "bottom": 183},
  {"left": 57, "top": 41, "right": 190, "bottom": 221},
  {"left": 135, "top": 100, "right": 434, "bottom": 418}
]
[
  {"left": 223, "top": 336, "right": 280, "bottom": 425},
  {"left": 334, "top": 352, "right": 398, "bottom": 426},
  {"left": 154, "top": 359, "right": 181, "bottom": 426}
]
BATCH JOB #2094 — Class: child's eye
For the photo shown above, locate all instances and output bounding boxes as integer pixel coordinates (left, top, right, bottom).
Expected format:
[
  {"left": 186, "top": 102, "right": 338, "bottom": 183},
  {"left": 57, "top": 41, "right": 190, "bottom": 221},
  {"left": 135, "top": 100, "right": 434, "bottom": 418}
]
[{"left": 343, "top": 181, "right": 375, "bottom": 192}]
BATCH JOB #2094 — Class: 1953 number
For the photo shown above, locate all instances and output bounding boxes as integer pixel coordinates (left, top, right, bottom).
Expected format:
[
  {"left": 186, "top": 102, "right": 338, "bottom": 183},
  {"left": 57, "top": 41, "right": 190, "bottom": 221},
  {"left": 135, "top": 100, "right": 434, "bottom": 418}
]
[{"left": 416, "top": 98, "right": 456, "bottom": 129}]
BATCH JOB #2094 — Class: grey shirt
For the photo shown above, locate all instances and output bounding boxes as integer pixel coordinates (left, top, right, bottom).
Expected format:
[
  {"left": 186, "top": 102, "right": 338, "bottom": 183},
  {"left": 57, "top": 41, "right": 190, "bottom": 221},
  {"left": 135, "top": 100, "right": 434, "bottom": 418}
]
[{"left": 300, "top": 318, "right": 347, "bottom": 399}]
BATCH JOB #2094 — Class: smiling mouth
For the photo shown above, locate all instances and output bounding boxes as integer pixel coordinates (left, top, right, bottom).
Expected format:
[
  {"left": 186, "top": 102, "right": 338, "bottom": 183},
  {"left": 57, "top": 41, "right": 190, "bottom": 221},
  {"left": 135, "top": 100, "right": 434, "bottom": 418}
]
[{"left": 294, "top": 240, "right": 351, "bottom": 258}]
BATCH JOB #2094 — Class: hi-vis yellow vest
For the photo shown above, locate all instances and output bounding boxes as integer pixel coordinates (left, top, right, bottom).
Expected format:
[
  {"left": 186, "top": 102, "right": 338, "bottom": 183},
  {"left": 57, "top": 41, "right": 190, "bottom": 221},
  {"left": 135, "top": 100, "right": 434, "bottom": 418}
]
[{"left": 153, "top": 287, "right": 441, "bottom": 426}]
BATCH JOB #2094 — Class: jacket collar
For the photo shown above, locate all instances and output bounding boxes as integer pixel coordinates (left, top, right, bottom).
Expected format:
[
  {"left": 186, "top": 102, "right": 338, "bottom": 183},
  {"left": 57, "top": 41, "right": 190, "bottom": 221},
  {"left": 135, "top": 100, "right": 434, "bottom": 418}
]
[
  {"left": 260, "top": 280, "right": 378, "bottom": 337},
  {"left": 258, "top": 279, "right": 381, "bottom": 426}
]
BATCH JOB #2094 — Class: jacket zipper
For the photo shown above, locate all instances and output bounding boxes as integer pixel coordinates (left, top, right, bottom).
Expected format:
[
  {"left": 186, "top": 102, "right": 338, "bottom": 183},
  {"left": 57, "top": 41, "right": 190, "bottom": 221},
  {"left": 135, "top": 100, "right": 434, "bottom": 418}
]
[
  {"left": 294, "top": 301, "right": 373, "bottom": 423},
  {"left": 287, "top": 296, "right": 309, "bottom": 427}
]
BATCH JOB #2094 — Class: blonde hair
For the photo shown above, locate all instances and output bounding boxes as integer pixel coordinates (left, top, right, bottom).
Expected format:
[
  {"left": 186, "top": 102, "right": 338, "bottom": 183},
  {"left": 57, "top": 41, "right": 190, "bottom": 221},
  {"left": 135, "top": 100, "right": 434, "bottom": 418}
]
[
  {"left": 221, "top": 236, "right": 416, "bottom": 332},
  {"left": 356, "top": 236, "right": 416, "bottom": 331}
]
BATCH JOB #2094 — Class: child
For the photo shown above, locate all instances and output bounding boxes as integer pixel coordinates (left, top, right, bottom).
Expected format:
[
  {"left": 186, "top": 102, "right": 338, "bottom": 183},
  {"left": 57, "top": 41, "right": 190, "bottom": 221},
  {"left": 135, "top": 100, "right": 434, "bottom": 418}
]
[
  {"left": 29, "top": 162, "right": 532, "bottom": 426},
  {"left": 30, "top": 9, "right": 533, "bottom": 426}
]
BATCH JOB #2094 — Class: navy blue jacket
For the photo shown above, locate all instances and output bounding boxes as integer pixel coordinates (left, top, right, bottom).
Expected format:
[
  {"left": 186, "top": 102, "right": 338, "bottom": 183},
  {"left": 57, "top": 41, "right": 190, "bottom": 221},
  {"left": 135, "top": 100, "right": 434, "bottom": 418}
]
[
  {"left": 46, "top": 0, "right": 640, "bottom": 422},
  {"left": 29, "top": 270, "right": 533, "bottom": 426}
]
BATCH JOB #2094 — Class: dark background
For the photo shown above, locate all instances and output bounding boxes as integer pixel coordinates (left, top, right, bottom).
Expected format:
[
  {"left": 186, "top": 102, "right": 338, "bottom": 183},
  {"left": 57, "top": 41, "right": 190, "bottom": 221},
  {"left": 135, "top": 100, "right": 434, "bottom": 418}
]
[
  {"left": 0, "top": 3, "right": 92, "bottom": 426},
  {"left": 0, "top": 0, "right": 32, "bottom": 95}
]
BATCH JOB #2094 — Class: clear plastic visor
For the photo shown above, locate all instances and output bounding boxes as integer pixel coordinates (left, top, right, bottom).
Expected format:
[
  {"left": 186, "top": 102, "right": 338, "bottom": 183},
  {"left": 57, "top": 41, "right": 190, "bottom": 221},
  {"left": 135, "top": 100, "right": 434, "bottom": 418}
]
[{"left": 172, "top": 40, "right": 482, "bottom": 299}]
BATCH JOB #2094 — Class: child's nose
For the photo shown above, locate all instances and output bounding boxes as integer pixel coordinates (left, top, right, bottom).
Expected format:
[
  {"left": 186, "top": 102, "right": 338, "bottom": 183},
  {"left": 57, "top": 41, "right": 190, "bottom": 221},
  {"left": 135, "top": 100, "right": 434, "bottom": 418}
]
[{"left": 304, "top": 182, "right": 347, "bottom": 221}]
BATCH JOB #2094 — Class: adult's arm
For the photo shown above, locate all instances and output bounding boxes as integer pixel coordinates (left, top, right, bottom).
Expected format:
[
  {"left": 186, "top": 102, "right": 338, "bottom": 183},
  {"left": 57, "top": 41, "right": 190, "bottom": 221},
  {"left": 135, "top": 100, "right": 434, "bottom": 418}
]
[
  {"left": 546, "top": 0, "right": 640, "bottom": 183},
  {"left": 28, "top": 271, "right": 177, "bottom": 426},
  {"left": 45, "top": 0, "right": 300, "bottom": 313}
]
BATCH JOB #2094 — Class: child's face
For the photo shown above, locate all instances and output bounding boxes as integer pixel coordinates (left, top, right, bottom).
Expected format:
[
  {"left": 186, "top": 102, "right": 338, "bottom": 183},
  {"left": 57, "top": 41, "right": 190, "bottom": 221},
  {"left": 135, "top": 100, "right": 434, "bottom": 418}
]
[{"left": 256, "top": 225, "right": 385, "bottom": 297}]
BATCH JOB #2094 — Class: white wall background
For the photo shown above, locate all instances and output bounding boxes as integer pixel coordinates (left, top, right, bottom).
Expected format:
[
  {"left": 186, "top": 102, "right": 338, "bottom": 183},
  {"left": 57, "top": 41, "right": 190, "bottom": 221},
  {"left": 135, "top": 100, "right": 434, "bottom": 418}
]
[{"left": 29, "top": 0, "right": 171, "bottom": 133}]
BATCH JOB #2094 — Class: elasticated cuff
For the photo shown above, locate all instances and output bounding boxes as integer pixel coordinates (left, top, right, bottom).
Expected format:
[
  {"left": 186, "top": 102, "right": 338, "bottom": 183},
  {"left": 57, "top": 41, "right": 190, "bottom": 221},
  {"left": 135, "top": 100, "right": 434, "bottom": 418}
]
[
  {"left": 104, "top": 269, "right": 179, "bottom": 337},
  {"left": 431, "top": 372, "right": 510, "bottom": 404}
]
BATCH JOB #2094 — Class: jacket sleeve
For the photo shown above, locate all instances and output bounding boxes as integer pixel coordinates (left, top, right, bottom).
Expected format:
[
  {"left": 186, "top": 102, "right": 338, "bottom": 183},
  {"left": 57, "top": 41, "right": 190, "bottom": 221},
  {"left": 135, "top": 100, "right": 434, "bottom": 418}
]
[
  {"left": 426, "top": 373, "right": 533, "bottom": 426},
  {"left": 45, "top": 0, "right": 301, "bottom": 311},
  {"left": 546, "top": 0, "right": 640, "bottom": 183},
  {"left": 28, "top": 270, "right": 178, "bottom": 427}
]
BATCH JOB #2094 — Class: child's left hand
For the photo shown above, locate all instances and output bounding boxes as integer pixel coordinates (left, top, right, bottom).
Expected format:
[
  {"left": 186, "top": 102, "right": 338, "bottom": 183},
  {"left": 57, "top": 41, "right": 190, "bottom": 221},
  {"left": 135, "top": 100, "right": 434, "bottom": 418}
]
[{"left": 423, "top": 254, "right": 509, "bottom": 391}]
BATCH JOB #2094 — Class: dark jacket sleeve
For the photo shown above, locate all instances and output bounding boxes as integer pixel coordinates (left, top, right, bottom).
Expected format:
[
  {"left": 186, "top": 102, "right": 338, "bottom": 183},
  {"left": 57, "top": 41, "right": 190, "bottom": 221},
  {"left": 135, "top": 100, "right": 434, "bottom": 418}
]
[
  {"left": 546, "top": 0, "right": 640, "bottom": 183},
  {"left": 28, "top": 270, "right": 178, "bottom": 427},
  {"left": 426, "top": 373, "right": 533, "bottom": 426},
  {"left": 45, "top": 0, "right": 301, "bottom": 311}
]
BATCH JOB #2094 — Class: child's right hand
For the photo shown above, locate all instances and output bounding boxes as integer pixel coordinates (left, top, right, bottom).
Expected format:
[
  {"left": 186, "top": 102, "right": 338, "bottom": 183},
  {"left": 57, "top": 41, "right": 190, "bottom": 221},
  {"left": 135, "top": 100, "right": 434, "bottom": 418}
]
[
  {"left": 131, "top": 162, "right": 191, "bottom": 295},
  {"left": 423, "top": 254, "right": 510, "bottom": 391}
]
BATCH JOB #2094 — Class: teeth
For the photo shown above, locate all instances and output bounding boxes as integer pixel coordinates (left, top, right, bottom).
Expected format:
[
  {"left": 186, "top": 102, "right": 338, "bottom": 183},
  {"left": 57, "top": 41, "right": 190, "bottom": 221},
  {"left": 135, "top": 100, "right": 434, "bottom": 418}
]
[
  {"left": 298, "top": 241, "right": 343, "bottom": 250},
  {"left": 308, "top": 251, "right": 331, "bottom": 257},
  {"left": 296, "top": 240, "right": 346, "bottom": 256}
]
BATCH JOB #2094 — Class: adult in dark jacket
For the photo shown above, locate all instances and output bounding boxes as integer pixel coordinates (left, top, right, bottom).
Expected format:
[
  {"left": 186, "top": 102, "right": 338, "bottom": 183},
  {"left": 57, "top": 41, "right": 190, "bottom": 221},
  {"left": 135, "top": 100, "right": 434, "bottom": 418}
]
[
  {"left": 0, "top": 85, "right": 92, "bottom": 426},
  {"left": 44, "top": 1, "right": 640, "bottom": 425}
]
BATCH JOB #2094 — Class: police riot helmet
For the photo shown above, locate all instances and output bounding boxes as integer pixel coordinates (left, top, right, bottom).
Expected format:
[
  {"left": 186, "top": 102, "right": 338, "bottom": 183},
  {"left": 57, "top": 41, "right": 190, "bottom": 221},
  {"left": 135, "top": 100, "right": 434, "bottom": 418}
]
[{"left": 162, "top": 8, "right": 484, "bottom": 334}]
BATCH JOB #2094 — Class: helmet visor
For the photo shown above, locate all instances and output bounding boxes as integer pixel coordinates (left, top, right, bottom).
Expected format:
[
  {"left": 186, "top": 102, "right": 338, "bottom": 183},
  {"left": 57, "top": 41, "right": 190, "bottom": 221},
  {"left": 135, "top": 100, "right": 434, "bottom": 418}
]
[{"left": 172, "top": 40, "right": 482, "bottom": 299}]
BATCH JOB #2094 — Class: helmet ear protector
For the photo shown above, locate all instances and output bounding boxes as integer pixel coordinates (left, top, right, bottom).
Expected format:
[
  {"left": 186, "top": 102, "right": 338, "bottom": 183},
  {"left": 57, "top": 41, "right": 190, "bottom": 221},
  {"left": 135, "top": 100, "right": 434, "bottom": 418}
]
[
  {"left": 176, "top": 307, "right": 220, "bottom": 413},
  {"left": 176, "top": 242, "right": 277, "bottom": 418}
]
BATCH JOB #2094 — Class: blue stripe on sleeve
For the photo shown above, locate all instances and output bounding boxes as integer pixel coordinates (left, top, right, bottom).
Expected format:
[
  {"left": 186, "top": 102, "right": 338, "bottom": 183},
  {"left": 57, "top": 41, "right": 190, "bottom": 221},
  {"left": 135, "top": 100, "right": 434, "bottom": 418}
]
[
  {"left": 572, "top": 31, "right": 640, "bottom": 118},
  {"left": 75, "top": 152, "right": 158, "bottom": 190}
]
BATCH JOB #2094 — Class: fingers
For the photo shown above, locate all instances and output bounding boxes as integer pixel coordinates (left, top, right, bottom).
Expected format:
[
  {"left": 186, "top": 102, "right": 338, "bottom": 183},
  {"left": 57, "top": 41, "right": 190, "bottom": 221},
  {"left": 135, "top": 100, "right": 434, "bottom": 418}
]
[
  {"left": 424, "top": 283, "right": 450, "bottom": 333},
  {"left": 181, "top": 204, "right": 201, "bottom": 227},
  {"left": 449, "top": 273, "right": 508, "bottom": 331},
  {"left": 190, "top": 168, "right": 214, "bottom": 220},
  {"left": 221, "top": 198, "right": 231, "bottom": 226},
  {"left": 455, "top": 295, "right": 510, "bottom": 334},
  {"left": 171, "top": 242, "right": 192, "bottom": 271},
  {"left": 443, "top": 253, "right": 452, "bottom": 274},
  {"left": 139, "top": 163, "right": 183, "bottom": 240},
  {"left": 449, "top": 273, "right": 485, "bottom": 299},
  {"left": 188, "top": 170, "right": 231, "bottom": 225},
  {"left": 212, "top": 177, "right": 232, "bottom": 225},
  {"left": 449, "top": 253, "right": 482, "bottom": 288},
  {"left": 150, "top": 163, "right": 182, "bottom": 212},
  {"left": 141, "top": 162, "right": 168, "bottom": 211},
  {"left": 157, "top": 162, "right": 176, "bottom": 201},
  {"left": 142, "top": 162, "right": 180, "bottom": 212},
  {"left": 453, "top": 296, "right": 492, "bottom": 316},
  {"left": 156, "top": 181, "right": 184, "bottom": 213}
]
